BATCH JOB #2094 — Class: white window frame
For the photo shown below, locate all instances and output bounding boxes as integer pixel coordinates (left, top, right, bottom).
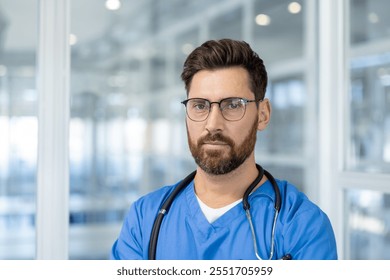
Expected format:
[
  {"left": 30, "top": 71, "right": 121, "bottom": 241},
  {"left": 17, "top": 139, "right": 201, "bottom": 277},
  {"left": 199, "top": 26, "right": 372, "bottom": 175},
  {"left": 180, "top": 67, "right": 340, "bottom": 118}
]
[
  {"left": 36, "top": 0, "right": 70, "bottom": 259},
  {"left": 318, "top": 0, "right": 346, "bottom": 259}
]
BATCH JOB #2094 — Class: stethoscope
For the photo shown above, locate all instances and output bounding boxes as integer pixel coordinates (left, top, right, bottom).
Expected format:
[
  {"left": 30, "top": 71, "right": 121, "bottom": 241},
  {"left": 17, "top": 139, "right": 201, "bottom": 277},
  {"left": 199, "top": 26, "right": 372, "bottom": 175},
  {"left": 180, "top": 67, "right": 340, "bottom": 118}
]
[{"left": 148, "top": 164, "right": 292, "bottom": 260}]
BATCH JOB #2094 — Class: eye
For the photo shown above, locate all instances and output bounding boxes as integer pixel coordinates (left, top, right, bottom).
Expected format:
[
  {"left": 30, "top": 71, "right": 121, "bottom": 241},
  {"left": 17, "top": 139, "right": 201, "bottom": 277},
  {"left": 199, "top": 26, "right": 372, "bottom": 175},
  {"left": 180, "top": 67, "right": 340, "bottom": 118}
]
[
  {"left": 224, "top": 99, "right": 243, "bottom": 110},
  {"left": 191, "top": 100, "right": 208, "bottom": 111},
  {"left": 194, "top": 103, "right": 205, "bottom": 110}
]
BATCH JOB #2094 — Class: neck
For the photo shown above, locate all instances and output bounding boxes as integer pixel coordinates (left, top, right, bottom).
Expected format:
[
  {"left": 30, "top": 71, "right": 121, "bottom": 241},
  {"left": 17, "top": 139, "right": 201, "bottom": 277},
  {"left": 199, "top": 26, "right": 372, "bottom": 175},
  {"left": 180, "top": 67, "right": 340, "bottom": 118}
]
[{"left": 194, "top": 157, "right": 267, "bottom": 208}]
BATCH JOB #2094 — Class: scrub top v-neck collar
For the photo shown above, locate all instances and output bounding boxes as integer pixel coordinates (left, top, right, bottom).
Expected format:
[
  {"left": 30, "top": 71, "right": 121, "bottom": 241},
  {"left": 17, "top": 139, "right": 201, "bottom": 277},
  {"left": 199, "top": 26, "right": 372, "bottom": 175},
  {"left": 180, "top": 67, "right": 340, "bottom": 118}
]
[{"left": 183, "top": 179, "right": 275, "bottom": 235}]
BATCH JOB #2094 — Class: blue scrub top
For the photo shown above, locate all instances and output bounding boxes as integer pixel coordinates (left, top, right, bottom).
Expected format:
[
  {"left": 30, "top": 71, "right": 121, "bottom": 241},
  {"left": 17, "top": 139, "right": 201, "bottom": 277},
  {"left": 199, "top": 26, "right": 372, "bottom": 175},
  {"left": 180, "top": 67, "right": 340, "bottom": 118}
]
[{"left": 110, "top": 178, "right": 338, "bottom": 260}]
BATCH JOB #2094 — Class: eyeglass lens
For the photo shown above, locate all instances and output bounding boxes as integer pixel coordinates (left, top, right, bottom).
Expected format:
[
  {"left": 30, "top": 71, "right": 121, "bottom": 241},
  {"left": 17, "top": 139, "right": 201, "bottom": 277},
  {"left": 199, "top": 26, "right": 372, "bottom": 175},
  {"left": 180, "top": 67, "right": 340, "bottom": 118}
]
[{"left": 185, "top": 98, "right": 247, "bottom": 121}]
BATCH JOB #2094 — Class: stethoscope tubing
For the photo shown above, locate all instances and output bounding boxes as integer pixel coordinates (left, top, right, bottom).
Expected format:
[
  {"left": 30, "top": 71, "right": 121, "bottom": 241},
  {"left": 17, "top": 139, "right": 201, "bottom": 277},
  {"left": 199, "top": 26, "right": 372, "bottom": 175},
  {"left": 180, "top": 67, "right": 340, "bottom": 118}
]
[
  {"left": 148, "top": 170, "right": 196, "bottom": 260},
  {"left": 148, "top": 164, "right": 281, "bottom": 260}
]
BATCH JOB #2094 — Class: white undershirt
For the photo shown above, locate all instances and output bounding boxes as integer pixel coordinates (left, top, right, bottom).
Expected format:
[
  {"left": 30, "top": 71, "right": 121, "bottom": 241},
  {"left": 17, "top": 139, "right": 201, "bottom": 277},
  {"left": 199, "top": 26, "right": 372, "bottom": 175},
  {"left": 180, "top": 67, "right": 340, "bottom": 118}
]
[{"left": 196, "top": 195, "right": 242, "bottom": 223}]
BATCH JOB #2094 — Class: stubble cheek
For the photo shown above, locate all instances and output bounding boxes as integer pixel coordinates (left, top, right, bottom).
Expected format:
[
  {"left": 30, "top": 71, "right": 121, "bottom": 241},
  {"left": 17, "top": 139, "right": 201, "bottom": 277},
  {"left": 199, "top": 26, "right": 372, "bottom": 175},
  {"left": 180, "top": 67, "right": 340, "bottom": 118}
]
[{"left": 187, "top": 129, "right": 199, "bottom": 158}]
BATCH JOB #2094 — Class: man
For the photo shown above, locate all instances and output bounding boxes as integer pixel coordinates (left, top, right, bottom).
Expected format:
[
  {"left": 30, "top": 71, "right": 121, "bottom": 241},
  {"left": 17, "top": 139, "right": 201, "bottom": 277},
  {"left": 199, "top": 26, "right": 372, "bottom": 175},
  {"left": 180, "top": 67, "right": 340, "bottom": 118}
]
[{"left": 110, "top": 39, "right": 337, "bottom": 260}]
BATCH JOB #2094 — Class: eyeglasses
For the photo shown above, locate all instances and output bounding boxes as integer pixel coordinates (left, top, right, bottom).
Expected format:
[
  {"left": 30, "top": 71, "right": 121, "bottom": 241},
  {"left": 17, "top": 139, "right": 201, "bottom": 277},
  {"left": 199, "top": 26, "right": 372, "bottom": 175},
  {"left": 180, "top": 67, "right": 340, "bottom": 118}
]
[{"left": 181, "top": 97, "right": 260, "bottom": 122}]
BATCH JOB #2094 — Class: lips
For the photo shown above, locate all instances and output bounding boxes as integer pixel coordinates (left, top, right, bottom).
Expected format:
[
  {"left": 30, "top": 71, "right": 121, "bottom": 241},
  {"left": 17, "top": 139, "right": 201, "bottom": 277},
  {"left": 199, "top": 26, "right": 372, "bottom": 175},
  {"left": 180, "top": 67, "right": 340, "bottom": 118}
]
[
  {"left": 199, "top": 133, "right": 233, "bottom": 146},
  {"left": 202, "top": 141, "right": 229, "bottom": 145}
]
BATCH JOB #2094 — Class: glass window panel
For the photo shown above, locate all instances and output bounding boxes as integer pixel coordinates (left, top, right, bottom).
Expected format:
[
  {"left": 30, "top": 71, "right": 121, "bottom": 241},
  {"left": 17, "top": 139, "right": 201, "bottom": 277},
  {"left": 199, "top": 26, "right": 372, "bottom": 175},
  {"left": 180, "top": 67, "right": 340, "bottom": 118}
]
[
  {"left": 350, "top": 0, "right": 390, "bottom": 45},
  {"left": 348, "top": 60, "right": 390, "bottom": 172},
  {"left": 0, "top": 0, "right": 37, "bottom": 259},
  {"left": 252, "top": 0, "right": 304, "bottom": 64},
  {"left": 347, "top": 0, "right": 390, "bottom": 173},
  {"left": 174, "top": 28, "right": 199, "bottom": 84},
  {"left": 252, "top": 1, "right": 306, "bottom": 191},
  {"left": 209, "top": 7, "right": 243, "bottom": 40},
  {"left": 257, "top": 77, "right": 305, "bottom": 156},
  {"left": 153, "top": 0, "right": 224, "bottom": 32},
  {"left": 150, "top": 44, "right": 167, "bottom": 91},
  {"left": 70, "top": 3, "right": 137, "bottom": 259},
  {"left": 262, "top": 164, "right": 304, "bottom": 193},
  {"left": 346, "top": 189, "right": 390, "bottom": 259}
]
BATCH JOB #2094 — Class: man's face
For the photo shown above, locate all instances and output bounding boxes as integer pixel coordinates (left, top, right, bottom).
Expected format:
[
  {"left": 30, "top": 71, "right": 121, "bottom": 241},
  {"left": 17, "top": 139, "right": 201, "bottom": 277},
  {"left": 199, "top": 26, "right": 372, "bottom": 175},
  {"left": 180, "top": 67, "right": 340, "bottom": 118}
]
[{"left": 186, "top": 67, "right": 260, "bottom": 175}]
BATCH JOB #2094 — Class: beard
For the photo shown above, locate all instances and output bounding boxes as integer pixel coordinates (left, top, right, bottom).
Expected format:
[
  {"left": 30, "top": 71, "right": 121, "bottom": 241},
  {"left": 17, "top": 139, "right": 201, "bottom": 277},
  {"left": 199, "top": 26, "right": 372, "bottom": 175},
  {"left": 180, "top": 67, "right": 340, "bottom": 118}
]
[{"left": 187, "top": 117, "right": 258, "bottom": 175}]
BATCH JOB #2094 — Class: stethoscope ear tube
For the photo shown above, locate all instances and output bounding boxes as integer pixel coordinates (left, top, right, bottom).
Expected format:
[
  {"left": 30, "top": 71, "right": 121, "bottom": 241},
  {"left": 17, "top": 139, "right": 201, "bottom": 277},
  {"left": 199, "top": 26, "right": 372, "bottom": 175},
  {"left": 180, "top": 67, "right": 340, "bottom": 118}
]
[
  {"left": 242, "top": 164, "right": 264, "bottom": 211},
  {"left": 148, "top": 170, "right": 197, "bottom": 260},
  {"left": 263, "top": 169, "right": 281, "bottom": 211}
]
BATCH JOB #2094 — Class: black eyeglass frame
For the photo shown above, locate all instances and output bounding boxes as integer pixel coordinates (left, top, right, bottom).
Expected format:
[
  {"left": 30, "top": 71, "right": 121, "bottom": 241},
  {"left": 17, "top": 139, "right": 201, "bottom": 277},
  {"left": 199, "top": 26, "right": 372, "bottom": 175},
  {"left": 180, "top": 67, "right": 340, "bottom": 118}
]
[{"left": 181, "top": 97, "right": 262, "bottom": 122}]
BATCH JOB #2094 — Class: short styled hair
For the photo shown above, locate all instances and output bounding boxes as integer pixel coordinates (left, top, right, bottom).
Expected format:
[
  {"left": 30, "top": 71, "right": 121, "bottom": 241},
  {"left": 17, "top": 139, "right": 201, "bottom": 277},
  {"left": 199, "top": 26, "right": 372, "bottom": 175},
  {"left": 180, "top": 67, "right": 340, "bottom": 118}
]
[{"left": 181, "top": 39, "right": 268, "bottom": 101}]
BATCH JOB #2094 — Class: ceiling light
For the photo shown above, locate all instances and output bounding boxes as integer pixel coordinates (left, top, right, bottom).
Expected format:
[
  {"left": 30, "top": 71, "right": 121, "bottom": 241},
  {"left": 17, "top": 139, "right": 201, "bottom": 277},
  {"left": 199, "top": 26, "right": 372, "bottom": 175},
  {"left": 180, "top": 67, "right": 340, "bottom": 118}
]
[
  {"left": 368, "top": 12, "right": 379, "bottom": 23},
  {"left": 288, "top": 2, "right": 302, "bottom": 14},
  {"left": 106, "top": 0, "right": 121, "bottom": 11},
  {"left": 255, "top": 14, "right": 271, "bottom": 26},
  {"left": 69, "top": 33, "right": 77, "bottom": 46}
]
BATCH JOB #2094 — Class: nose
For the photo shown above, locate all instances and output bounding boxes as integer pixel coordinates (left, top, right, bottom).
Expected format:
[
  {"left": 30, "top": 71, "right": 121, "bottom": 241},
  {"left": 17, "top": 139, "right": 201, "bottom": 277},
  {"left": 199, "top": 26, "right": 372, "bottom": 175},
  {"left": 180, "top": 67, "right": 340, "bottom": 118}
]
[{"left": 205, "top": 103, "right": 224, "bottom": 133}]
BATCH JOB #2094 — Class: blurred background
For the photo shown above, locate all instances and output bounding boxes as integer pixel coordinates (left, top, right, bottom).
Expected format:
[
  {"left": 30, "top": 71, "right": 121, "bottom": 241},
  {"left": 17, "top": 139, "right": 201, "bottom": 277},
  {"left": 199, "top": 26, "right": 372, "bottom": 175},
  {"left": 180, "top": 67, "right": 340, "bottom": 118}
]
[{"left": 0, "top": 0, "right": 389, "bottom": 259}]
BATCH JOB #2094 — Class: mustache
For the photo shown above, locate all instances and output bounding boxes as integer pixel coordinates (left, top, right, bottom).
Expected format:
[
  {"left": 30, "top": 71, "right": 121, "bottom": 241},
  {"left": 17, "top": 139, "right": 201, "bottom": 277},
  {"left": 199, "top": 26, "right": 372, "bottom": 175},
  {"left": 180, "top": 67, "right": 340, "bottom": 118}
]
[{"left": 198, "top": 133, "right": 235, "bottom": 146}]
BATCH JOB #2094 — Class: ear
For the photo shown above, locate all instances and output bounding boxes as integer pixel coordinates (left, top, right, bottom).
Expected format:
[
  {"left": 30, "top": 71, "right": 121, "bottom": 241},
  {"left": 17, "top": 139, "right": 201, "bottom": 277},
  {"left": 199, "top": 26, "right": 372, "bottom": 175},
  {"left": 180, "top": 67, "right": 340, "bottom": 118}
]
[{"left": 257, "top": 98, "right": 271, "bottom": 131}]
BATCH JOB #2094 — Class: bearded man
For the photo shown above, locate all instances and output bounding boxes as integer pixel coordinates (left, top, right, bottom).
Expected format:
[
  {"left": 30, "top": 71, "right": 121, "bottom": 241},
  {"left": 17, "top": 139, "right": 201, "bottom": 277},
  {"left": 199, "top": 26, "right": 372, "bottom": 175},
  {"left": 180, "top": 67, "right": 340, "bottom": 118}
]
[{"left": 110, "top": 39, "right": 337, "bottom": 260}]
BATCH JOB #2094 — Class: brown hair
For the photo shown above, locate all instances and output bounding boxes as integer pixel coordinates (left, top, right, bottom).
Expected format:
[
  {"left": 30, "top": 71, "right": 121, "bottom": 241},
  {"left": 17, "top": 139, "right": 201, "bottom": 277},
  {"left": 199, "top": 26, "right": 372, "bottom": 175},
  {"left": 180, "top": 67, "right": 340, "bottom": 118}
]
[{"left": 181, "top": 39, "right": 268, "bottom": 101}]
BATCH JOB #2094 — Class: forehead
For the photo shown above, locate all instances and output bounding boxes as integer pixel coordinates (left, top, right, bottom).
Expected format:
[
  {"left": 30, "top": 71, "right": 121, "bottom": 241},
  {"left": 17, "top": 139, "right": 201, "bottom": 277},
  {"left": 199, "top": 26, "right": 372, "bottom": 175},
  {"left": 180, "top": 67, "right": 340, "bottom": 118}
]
[{"left": 188, "top": 67, "right": 253, "bottom": 100}]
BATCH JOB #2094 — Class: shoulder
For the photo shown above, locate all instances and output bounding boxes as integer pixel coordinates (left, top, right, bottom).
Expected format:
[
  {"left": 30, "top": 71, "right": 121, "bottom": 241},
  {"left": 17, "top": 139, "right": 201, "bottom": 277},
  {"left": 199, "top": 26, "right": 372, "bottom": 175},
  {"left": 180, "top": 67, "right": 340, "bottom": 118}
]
[
  {"left": 277, "top": 179, "right": 320, "bottom": 215},
  {"left": 275, "top": 179, "right": 335, "bottom": 240},
  {"left": 253, "top": 178, "right": 331, "bottom": 228},
  {"left": 112, "top": 179, "right": 191, "bottom": 260},
  {"left": 132, "top": 183, "right": 178, "bottom": 215},
  {"left": 276, "top": 180, "right": 337, "bottom": 259}
]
